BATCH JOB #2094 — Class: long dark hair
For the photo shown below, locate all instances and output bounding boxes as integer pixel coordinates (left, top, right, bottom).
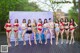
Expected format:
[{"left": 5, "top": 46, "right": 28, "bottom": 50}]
[
  {"left": 39, "top": 18, "right": 42, "bottom": 24},
  {"left": 70, "top": 18, "right": 74, "bottom": 26},
  {"left": 60, "top": 18, "right": 64, "bottom": 22},
  {"left": 44, "top": 19, "right": 48, "bottom": 24},
  {"left": 33, "top": 19, "right": 37, "bottom": 26},
  {"left": 15, "top": 19, "right": 18, "bottom": 23},
  {"left": 22, "top": 19, "right": 26, "bottom": 23},
  {"left": 55, "top": 19, "right": 59, "bottom": 23},
  {"left": 65, "top": 18, "right": 68, "bottom": 22},
  {"left": 7, "top": 19, "right": 10, "bottom": 23},
  {"left": 27, "top": 19, "right": 31, "bottom": 25}
]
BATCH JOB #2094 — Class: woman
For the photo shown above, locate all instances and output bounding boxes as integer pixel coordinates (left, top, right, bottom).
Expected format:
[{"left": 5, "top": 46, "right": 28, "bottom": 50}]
[
  {"left": 69, "top": 18, "right": 78, "bottom": 44},
  {"left": 64, "top": 18, "right": 69, "bottom": 44},
  {"left": 13, "top": 19, "right": 19, "bottom": 46},
  {"left": 43, "top": 19, "right": 49, "bottom": 44},
  {"left": 59, "top": 18, "right": 64, "bottom": 44},
  {"left": 37, "top": 19, "right": 43, "bottom": 44},
  {"left": 4, "top": 19, "right": 12, "bottom": 47},
  {"left": 48, "top": 18, "right": 54, "bottom": 45},
  {"left": 26, "top": 19, "right": 32, "bottom": 45},
  {"left": 54, "top": 19, "right": 60, "bottom": 45},
  {"left": 21, "top": 19, "right": 27, "bottom": 45},
  {"left": 32, "top": 19, "right": 37, "bottom": 44}
]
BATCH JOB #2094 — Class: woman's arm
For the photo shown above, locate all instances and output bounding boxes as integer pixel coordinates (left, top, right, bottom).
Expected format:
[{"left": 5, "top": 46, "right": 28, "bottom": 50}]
[
  {"left": 74, "top": 22, "right": 78, "bottom": 27},
  {"left": 4, "top": 23, "right": 6, "bottom": 29}
]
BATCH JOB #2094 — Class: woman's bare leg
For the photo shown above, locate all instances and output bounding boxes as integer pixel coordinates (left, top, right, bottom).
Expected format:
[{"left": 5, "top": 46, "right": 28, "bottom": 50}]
[
  {"left": 22, "top": 30, "right": 26, "bottom": 45},
  {"left": 38, "top": 31, "right": 42, "bottom": 44},
  {"left": 61, "top": 30, "right": 64, "bottom": 44},
  {"left": 56, "top": 32, "right": 59, "bottom": 45},
  {"left": 65, "top": 30, "right": 69, "bottom": 44},
  {"left": 14, "top": 32, "right": 18, "bottom": 46},
  {"left": 34, "top": 32, "right": 37, "bottom": 44},
  {"left": 44, "top": 30, "right": 48, "bottom": 44},
  {"left": 28, "top": 34, "right": 32, "bottom": 45},
  {"left": 50, "top": 29, "right": 53, "bottom": 45},
  {"left": 8, "top": 31, "right": 11, "bottom": 47}
]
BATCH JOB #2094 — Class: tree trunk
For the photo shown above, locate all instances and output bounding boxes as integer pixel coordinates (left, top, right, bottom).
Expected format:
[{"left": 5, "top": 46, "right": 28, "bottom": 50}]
[{"left": 73, "top": 0, "right": 76, "bottom": 7}]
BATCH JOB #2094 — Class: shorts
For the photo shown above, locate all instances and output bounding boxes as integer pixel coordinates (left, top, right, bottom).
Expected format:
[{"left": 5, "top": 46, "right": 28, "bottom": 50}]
[
  {"left": 26, "top": 30, "right": 32, "bottom": 34},
  {"left": 43, "top": 28, "right": 48, "bottom": 32},
  {"left": 55, "top": 28, "right": 60, "bottom": 32}
]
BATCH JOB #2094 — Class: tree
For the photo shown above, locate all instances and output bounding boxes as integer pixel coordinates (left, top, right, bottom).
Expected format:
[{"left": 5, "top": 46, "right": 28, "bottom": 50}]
[
  {"left": 78, "top": 0, "right": 80, "bottom": 32},
  {"left": 0, "top": 0, "right": 41, "bottom": 32},
  {"left": 29, "top": 0, "right": 63, "bottom": 18},
  {"left": 68, "top": 5, "right": 78, "bottom": 23}
]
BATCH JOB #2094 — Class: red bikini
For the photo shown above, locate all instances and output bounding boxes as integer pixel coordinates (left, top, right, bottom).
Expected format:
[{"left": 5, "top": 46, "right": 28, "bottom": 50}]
[
  {"left": 60, "top": 22, "right": 64, "bottom": 31},
  {"left": 5, "top": 23, "right": 11, "bottom": 33},
  {"left": 13, "top": 23, "right": 19, "bottom": 32},
  {"left": 69, "top": 23, "right": 75, "bottom": 31},
  {"left": 37, "top": 23, "right": 42, "bottom": 31}
]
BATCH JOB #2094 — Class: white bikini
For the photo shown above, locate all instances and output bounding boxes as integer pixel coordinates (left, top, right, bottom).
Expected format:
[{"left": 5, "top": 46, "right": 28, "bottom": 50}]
[{"left": 55, "top": 23, "right": 60, "bottom": 32}]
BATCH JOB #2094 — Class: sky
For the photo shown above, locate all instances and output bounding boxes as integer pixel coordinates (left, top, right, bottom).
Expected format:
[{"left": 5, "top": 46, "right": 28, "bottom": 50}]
[{"left": 29, "top": 0, "right": 74, "bottom": 13}]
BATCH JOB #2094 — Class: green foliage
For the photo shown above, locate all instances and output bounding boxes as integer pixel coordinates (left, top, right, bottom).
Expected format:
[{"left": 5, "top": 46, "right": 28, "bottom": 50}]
[
  {"left": 0, "top": 0, "right": 41, "bottom": 31},
  {"left": 68, "top": 4, "right": 78, "bottom": 23}
]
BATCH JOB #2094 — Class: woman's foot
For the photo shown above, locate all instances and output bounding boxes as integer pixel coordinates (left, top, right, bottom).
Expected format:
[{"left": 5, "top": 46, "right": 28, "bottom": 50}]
[
  {"left": 39, "top": 41, "right": 42, "bottom": 44},
  {"left": 56, "top": 42, "right": 58, "bottom": 45},
  {"left": 29, "top": 42, "right": 32, "bottom": 46},
  {"left": 8, "top": 44, "right": 11, "bottom": 47},
  {"left": 40, "top": 41, "right": 42, "bottom": 44},
  {"left": 50, "top": 41, "right": 52, "bottom": 45},
  {"left": 72, "top": 41, "right": 75, "bottom": 44},
  {"left": 34, "top": 41, "right": 37, "bottom": 45},
  {"left": 66, "top": 41, "right": 68, "bottom": 44},
  {"left": 61, "top": 41, "right": 63, "bottom": 44},
  {"left": 15, "top": 42, "right": 18, "bottom": 46},
  {"left": 69, "top": 41, "right": 71, "bottom": 44},
  {"left": 45, "top": 41, "right": 47, "bottom": 44},
  {"left": 23, "top": 42, "right": 26, "bottom": 45}
]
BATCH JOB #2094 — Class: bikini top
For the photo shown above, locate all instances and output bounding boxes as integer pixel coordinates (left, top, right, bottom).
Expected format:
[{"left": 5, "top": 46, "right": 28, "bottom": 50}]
[
  {"left": 43, "top": 23, "right": 48, "bottom": 28},
  {"left": 27, "top": 24, "right": 31, "bottom": 27},
  {"left": 70, "top": 22, "right": 74, "bottom": 26},
  {"left": 6, "top": 23, "right": 11, "bottom": 27},
  {"left": 55, "top": 23, "right": 59, "bottom": 27},
  {"left": 32, "top": 23, "right": 36, "bottom": 27},
  {"left": 64, "top": 23, "right": 68, "bottom": 26},
  {"left": 38, "top": 23, "right": 42, "bottom": 26},
  {"left": 22, "top": 23, "right": 26, "bottom": 27},
  {"left": 60, "top": 22, "right": 64, "bottom": 26},
  {"left": 49, "top": 22, "right": 54, "bottom": 28},
  {"left": 14, "top": 23, "right": 19, "bottom": 27}
]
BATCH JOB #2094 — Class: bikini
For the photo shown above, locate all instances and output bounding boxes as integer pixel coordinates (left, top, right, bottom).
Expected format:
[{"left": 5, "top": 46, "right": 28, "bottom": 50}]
[
  {"left": 21, "top": 23, "right": 27, "bottom": 30},
  {"left": 55, "top": 23, "right": 60, "bottom": 32},
  {"left": 5, "top": 24, "right": 11, "bottom": 33},
  {"left": 43, "top": 23, "right": 48, "bottom": 31},
  {"left": 60, "top": 22, "right": 64, "bottom": 31},
  {"left": 64, "top": 23, "right": 69, "bottom": 30},
  {"left": 37, "top": 23, "right": 42, "bottom": 31},
  {"left": 69, "top": 23, "right": 75, "bottom": 31},
  {"left": 32, "top": 23, "right": 37, "bottom": 32},
  {"left": 14, "top": 23, "right": 19, "bottom": 32},
  {"left": 26, "top": 24, "right": 32, "bottom": 34}
]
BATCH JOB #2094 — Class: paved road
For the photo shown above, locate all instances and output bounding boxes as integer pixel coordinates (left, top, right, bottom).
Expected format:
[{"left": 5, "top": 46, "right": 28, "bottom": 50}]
[{"left": 8, "top": 39, "right": 80, "bottom": 53}]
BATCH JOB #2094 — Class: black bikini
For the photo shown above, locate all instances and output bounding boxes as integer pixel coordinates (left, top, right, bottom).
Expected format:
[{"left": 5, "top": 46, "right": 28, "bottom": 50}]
[
  {"left": 26, "top": 24, "right": 32, "bottom": 34},
  {"left": 65, "top": 23, "right": 69, "bottom": 30}
]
